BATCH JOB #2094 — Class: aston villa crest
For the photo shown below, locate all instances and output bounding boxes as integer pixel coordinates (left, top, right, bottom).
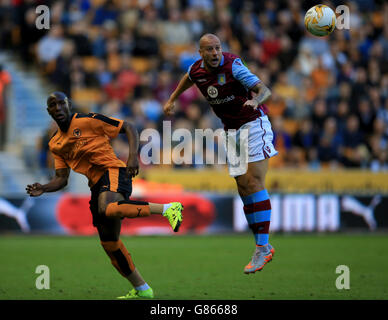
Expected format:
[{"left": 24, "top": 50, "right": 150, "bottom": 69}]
[{"left": 217, "top": 73, "right": 226, "bottom": 85}]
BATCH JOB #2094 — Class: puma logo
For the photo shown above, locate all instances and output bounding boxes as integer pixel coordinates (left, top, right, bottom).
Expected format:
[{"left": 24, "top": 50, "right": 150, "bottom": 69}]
[{"left": 342, "top": 195, "right": 381, "bottom": 231}]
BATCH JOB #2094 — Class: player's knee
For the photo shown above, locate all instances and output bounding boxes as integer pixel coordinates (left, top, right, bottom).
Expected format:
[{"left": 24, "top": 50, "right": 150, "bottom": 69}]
[{"left": 237, "top": 174, "right": 264, "bottom": 195}]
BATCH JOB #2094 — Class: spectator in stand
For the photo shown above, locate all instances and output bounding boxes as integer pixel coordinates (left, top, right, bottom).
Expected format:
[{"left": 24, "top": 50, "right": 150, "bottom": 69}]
[
  {"left": 92, "top": 0, "right": 119, "bottom": 26},
  {"left": 340, "top": 114, "right": 367, "bottom": 167},
  {"left": 317, "top": 117, "right": 343, "bottom": 167},
  {"left": 368, "top": 120, "right": 388, "bottom": 172},
  {"left": 377, "top": 98, "right": 388, "bottom": 136},
  {"left": 50, "top": 40, "right": 75, "bottom": 95},
  {"left": 334, "top": 100, "right": 351, "bottom": 134},
  {"left": 292, "top": 118, "right": 317, "bottom": 163},
  {"left": 357, "top": 98, "right": 376, "bottom": 136},
  {"left": 273, "top": 72, "right": 298, "bottom": 112},
  {"left": 311, "top": 98, "right": 329, "bottom": 135},
  {"left": 271, "top": 116, "right": 292, "bottom": 168},
  {"left": 160, "top": 8, "right": 192, "bottom": 45},
  {"left": 132, "top": 22, "right": 159, "bottom": 57},
  {"left": 37, "top": 24, "right": 65, "bottom": 64}
]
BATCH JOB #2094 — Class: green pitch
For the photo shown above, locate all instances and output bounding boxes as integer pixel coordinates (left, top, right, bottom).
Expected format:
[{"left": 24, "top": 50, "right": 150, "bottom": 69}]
[{"left": 0, "top": 234, "right": 387, "bottom": 300}]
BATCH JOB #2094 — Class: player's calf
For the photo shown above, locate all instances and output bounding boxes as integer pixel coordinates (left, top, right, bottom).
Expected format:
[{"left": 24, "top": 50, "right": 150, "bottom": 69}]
[
  {"left": 100, "top": 240, "right": 136, "bottom": 277},
  {"left": 104, "top": 200, "right": 151, "bottom": 218}
]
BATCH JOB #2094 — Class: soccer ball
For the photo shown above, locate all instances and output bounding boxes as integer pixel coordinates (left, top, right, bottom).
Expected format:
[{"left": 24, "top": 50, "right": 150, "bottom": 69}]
[{"left": 304, "top": 4, "right": 336, "bottom": 37}]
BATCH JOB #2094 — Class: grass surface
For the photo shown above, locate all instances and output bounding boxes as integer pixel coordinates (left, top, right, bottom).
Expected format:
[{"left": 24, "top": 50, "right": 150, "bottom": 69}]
[{"left": 0, "top": 234, "right": 387, "bottom": 300}]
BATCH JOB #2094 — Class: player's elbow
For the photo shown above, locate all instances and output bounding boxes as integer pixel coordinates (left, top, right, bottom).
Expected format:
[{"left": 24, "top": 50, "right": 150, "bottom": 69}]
[
  {"left": 58, "top": 178, "right": 68, "bottom": 189},
  {"left": 260, "top": 84, "right": 271, "bottom": 101},
  {"left": 62, "top": 179, "right": 68, "bottom": 187}
]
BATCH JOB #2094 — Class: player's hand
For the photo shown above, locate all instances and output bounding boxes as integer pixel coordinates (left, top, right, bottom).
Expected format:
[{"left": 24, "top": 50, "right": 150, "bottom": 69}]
[
  {"left": 126, "top": 156, "right": 139, "bottom": 178},
  {"left": 163, "top": 100, "right": 176, "bottom": 116},
  {"left": 243, "top": 99, "right": 259, "bottom": 110},
  {"left": 26, "top": 183, "right": 44, "bottom": 197}
]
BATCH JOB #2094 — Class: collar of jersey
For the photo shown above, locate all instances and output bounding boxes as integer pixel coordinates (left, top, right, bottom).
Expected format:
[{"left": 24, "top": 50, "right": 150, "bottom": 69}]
[{"left": 200, "top": 54, "right": 224, "bottom": 68}]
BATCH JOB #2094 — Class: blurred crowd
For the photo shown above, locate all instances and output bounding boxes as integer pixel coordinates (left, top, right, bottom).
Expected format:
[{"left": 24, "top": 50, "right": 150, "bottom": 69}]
[{"left": 0, "top": 0, "right": 387, "bottom": 171}]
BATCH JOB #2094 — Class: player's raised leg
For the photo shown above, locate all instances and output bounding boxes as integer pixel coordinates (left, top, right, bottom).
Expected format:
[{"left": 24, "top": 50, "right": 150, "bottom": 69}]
[
  {"left": 101, "top": 196, "right": 183, "bottom": 232},
  {"left": 97, "top": 191, "right": 154, "bottom": 299},
  {"left": 235, "top": 160, "right": 275, "bottom": 274}
]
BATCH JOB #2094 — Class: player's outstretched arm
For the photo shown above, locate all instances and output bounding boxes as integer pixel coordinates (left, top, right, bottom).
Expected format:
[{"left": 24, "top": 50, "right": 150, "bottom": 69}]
[
  {"left": 26, "top": 168, "right": 70, "bottom": 197},
  {"left": 163, "top": 73, "right": 194, "bottom": 115},
  {"left": 120, "top": 120, "right": 139, "bottom": 178},
  {"left": 243, "top": 82, "right": 272, "bottom": 109}
]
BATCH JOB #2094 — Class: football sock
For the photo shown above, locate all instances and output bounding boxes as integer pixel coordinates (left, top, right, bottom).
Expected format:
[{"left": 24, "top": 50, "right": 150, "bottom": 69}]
[
  {"left": 135, "top": 283, "right": 150, "bottom": 291},
  {"left": 241, "top": 189, "right": 271, "bottom": 246},
  {"left": 162, "top": 203, "right": 172, "bottom": 214},
  {"left": 101, "top": 240, "right": 135, "bottom": 277},
  {"left": 105, "top": 200, "right": 151, "bottom": 218}
]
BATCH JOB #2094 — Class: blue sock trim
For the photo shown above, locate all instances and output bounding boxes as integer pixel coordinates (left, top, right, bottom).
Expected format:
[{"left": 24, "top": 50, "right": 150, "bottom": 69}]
[
  {"left": 255, "top": 234, "right": 269, "bottom": 246},
  {"left": 135, "top": 283, "right": 150, "bottom": 291},
  {"left": 245, "top": 210, "right": 271, "bottom": 225},
  {"left": 241, "top": 190, "right": 271, "bottom": 246},
  {"left": 241, "top": 189, "right": 269, "bottom": 205}
]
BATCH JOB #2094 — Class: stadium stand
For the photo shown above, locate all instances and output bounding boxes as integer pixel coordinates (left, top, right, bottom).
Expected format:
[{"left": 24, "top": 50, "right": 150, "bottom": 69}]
[{"left": 0, "top": 0, "right": 387, "bottom": 174}]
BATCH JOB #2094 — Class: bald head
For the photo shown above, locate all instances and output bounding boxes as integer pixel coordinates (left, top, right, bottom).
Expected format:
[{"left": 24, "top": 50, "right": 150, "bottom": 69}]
[
  {"left": 47, "top": 91, "right": 68, "bottom": 106},
  {"left": 198, "top": 33, "right": 223, "bottom": 70},
  {"left": 199, "top": 33, "right": 221, "bottom": 49}
]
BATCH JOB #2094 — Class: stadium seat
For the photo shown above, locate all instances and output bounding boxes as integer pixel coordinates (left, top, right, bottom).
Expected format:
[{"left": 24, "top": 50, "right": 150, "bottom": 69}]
[
  {"left": 160, "top": 44, "right": 192, "bottom": 57},
  {"left": 72, "top": 88, "right": 101, "bottom": 106},
  {"left": 107, "top": 53, "right": 121, "bottom": 73},
  {"left": 90, "top": 0, "right": 106, "bottom": 7},
  {"left": 82, "top": 56, "right": 100, "bottom": 72},
  {"left": 283, "top": 119, "right": 299, "bottom": 136},
  {"left": 129, "top": 57, "right": 152, "bottom": 74}
]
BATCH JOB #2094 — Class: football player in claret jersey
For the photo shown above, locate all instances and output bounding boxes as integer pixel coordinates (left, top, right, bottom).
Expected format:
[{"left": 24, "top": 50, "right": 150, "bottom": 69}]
[
  {"left": 164, "top": 34, "right": 277, "bottom": 274},
  {"left": 26, "top": 92, "right": 183, "bottom": 299}
]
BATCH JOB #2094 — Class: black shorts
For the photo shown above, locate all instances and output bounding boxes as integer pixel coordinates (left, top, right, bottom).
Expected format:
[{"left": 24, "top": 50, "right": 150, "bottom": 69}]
[{"left": 89, "top": 167, "right": 132, "bottom": 227}]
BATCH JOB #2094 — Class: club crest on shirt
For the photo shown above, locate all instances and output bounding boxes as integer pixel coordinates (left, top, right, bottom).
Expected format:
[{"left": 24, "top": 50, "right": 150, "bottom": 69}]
[
  {"left": 207, "top": 86, "right": 218, "bottom": 98},
  {"left": 73, "top": 128, "right": 82, "bottom": 137},
  {"left": 217, "top": 73, "right": 226, "bottom": 86}
]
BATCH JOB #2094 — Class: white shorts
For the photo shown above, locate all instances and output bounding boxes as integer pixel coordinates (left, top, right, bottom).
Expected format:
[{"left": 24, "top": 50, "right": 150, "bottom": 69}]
[{"left": 223, "top": 116, "right": 278, "bottom": 177}]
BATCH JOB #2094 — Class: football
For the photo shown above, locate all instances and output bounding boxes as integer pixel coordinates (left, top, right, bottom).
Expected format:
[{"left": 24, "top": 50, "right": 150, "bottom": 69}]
[{"left": 304, "top": 4, "right": 336, "bottom": 37}]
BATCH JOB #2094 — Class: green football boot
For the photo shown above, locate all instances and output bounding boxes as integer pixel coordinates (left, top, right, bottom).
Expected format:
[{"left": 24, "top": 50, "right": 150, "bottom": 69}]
[
  {"left": 117, "top": 288, "right": 154, "bottom": 299},
  {"left": 163, "top": 202, "right": 183, "bottom": 232}
]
